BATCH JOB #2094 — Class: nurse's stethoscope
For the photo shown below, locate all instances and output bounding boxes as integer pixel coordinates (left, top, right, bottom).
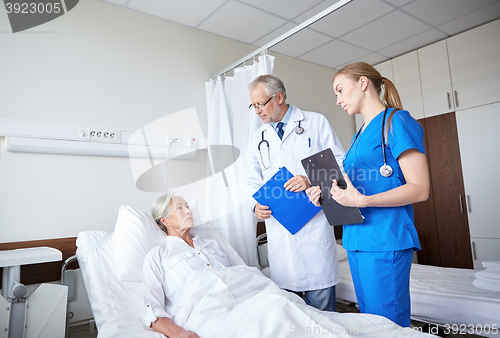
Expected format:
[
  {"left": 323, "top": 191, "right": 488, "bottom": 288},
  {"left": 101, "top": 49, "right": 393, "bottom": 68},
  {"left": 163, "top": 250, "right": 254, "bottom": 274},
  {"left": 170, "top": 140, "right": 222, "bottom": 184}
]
[
  {"left": 258, "top": 121, "right": 304, "bottom": 169},
  {"left": 343, "top": 107, "right": 393, "bottom": 177}
]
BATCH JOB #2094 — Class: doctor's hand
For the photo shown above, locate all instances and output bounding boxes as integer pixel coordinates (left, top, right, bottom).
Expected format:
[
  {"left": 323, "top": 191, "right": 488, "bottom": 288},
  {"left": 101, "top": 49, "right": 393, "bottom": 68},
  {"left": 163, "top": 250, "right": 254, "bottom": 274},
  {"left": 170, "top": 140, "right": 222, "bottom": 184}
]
[
  {"left": 306, "top": 186, "right": 321, "bottom": 207},
  {"left": 284, "top": 175, "right": 311, "bottom": 192},
  {"left": 330, "top": 173, "right": 367, "bottom": 208},
  {"left": 255, "top": 203, "right": 272, "bottom": 219}
]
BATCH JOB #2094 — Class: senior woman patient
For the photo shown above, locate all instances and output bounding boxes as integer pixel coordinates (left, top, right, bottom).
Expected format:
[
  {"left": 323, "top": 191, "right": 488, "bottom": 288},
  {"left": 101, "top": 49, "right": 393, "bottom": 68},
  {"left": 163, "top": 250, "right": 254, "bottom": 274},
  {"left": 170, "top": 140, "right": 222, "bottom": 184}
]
[
  {"left": 141, "top": 193, "right": 231, "bottom": 338},
  {"left": 140, "top": 194, "right": 432, "bottom": 338}
]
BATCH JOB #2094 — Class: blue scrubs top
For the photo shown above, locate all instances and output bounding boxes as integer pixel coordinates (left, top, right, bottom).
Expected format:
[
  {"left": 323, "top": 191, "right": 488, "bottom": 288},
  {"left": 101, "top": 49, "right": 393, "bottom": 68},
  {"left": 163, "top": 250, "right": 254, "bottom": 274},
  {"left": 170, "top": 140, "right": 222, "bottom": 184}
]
[{"left": 342, "top": 108, "right": 424, "bottom": 252}]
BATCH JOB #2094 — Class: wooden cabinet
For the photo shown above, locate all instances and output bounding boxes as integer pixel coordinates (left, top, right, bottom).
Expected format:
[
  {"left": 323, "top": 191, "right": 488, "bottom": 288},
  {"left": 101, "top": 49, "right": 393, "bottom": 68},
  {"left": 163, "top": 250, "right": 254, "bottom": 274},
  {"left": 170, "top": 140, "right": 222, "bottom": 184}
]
[
  {"left": 392, "top": 51, "right": 425, "bottom": 120},
  {"left": 413, "top": 113, "right": 473, "bottom": 269},
  {"left": 447, "top": 19, "right": 500, "bottom": 111},
  {"left": 418, "top": 40, "right": 455, "bottom": 118}
]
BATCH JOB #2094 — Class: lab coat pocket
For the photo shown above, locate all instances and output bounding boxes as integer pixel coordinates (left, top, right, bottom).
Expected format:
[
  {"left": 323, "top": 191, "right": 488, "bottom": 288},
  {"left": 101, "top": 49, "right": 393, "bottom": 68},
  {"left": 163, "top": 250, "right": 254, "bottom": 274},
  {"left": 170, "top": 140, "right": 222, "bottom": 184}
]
[{"left": 292, "top": 140, "right": 319, "bottom": 170}]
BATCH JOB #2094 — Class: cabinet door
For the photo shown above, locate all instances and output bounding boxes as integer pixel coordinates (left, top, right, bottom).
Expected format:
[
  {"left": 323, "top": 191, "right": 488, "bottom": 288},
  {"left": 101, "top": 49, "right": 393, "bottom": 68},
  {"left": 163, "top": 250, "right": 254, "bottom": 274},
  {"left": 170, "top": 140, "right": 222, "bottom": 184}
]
[
  {"left": 471, "top": 238, "right": 500, "bottom": 270},
  {"left": 418, "top": 40, "right": 454, "bottom": 117},
  {"left": 456, "top": 102, "right": 500, "bottom": 239},
  {"left": 423, "top": 112, "right": 472, "bottom": 269},
  {"left": 392, "top": 51, "right": 425, "bottom": 120},
  {"left": 447, "top": 19, "right": 500, "bottom": 110}
]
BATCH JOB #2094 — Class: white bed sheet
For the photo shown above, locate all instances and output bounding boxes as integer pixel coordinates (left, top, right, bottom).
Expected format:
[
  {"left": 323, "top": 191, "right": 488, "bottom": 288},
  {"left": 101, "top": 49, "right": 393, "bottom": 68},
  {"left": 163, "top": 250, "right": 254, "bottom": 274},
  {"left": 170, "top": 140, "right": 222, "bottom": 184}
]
[
  {"left": 76, "top": 230, "right": 433, "bottom": 338},
  {"left": 336, "top": 259, "right": 500, "bottom": 333}
]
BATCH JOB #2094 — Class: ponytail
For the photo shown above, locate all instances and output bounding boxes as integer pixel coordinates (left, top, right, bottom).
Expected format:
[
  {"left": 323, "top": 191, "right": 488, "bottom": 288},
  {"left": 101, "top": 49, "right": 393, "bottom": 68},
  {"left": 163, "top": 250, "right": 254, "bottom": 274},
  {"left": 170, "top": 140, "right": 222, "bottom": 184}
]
[
  {"left": 381, "top": 77, "right": 403, "bottom": 140},
  {"left": 381, "top": 77, "right": 403, "bottom": 111}
]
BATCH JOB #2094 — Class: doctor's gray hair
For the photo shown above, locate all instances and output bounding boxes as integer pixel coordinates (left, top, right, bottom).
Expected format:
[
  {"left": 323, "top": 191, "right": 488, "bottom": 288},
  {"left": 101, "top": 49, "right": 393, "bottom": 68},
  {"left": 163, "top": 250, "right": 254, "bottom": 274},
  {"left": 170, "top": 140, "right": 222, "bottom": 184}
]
[
  {"left": 249, "top": 75, "right": 287, "bottom": 101},
  {"left": 151, "top": 192, "right": 176, "bottom": 235}
]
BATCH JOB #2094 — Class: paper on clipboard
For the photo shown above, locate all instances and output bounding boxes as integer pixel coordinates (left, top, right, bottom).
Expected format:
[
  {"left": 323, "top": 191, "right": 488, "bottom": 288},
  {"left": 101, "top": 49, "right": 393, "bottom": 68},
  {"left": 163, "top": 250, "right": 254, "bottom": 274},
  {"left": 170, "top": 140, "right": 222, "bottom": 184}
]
[
  {"left": 252, "top": 166, "right": 321, "bottom": 235},
  {"left": 301, "top": 148, "right": 364, "bottom": 226}
]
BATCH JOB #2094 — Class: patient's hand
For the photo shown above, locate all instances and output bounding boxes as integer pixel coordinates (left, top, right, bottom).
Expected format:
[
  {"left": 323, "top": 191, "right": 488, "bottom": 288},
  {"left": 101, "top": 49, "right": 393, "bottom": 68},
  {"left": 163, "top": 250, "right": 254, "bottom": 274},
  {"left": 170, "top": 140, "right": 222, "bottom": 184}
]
[
  {"left": 306, "top": 186, "right": 321, "bottom": 207},
  {"left": 174, "top": 330, "right": 199, "bottom": 338},
  {"left": 151, "top": 317, "right": 199, "bottom": 338}
]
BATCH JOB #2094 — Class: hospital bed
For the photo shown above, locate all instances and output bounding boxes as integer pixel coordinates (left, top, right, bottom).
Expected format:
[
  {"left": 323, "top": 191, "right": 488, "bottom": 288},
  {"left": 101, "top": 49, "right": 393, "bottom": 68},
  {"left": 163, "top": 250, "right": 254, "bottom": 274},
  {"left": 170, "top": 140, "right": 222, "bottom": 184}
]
[
  {"left": 73, "top": 204, "right": 434, "bottom": 338},
  {"left": 335, "top": 245, "right": 500, "bottom": 337}
]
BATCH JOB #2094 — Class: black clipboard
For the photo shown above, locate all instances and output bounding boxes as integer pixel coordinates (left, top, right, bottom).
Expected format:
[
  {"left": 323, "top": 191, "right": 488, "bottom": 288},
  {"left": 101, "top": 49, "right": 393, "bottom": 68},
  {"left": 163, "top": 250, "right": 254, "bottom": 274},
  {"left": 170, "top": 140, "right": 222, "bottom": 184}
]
[{"left": 301, "top": 148, "right": 364, "bottom": 226}]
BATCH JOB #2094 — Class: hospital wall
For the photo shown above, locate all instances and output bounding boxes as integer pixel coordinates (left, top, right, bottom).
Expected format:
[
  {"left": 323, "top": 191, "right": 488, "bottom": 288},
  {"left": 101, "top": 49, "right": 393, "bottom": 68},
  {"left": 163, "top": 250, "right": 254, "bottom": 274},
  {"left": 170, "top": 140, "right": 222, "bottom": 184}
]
[{"left": 0, "top": 0, "right": 353, "bottom": 243}]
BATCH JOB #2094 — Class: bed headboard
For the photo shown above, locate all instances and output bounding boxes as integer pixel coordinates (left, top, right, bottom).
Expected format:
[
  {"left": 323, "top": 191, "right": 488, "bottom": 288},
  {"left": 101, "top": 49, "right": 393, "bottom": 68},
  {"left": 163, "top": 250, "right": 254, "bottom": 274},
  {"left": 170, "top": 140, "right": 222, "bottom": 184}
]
[{"left": 0, "top": 237, "right": 78, "bottom": 286}]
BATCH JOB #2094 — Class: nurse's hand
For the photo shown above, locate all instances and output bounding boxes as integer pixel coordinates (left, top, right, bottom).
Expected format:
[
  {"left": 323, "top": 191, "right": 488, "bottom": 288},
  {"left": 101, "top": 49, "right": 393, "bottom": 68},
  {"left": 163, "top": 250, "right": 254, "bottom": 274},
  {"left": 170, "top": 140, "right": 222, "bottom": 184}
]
[
  {"left": 284, "top": 175, "right": 311, "bottom": 192},
  {"left": 306, "top": 186, "right": 321, "bottom": 207},
  {"left": 255, "top": 203, "right": 272, "bottom": 219},
  {"left": 330, "top": 173, "right": 366, "bottom": 207}
]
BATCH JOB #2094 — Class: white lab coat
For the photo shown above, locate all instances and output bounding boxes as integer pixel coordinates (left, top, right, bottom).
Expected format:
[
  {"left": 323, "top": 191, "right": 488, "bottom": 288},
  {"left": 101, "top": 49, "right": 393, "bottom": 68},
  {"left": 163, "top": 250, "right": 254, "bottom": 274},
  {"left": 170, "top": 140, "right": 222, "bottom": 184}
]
[{"left": 244, "top": 105, "right": 345, "bottom": 291}]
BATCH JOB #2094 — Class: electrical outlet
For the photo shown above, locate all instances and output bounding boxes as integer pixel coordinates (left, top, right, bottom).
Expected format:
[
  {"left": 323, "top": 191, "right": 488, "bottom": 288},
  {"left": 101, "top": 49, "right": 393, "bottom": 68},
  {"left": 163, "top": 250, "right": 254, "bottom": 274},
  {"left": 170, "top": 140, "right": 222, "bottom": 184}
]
[{"left": 89, "top": 128, "right": 119, "bottom": 142}]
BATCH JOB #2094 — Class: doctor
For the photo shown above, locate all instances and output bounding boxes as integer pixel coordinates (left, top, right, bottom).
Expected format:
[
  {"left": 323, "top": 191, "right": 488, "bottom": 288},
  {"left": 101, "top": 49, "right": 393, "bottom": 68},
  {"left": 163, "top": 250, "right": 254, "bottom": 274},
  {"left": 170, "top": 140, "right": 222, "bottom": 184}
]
[{"left": 244, "top": 75, "right": 345, "bottom": 311}]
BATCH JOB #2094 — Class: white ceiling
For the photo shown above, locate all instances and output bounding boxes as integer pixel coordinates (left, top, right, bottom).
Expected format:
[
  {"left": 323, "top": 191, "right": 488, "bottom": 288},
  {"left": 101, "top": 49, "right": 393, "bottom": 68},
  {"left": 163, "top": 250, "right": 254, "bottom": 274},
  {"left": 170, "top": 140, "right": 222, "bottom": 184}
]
[{"left": 100, "top": 0, "right": 500, "bottom": 71}]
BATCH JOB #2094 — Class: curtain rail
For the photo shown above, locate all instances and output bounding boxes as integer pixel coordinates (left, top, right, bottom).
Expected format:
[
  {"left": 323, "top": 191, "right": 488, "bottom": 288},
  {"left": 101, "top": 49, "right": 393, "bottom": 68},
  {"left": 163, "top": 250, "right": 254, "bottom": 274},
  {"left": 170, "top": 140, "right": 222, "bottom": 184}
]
[{"left": 211, "top": 0, "right": 352, "bottom": 80}]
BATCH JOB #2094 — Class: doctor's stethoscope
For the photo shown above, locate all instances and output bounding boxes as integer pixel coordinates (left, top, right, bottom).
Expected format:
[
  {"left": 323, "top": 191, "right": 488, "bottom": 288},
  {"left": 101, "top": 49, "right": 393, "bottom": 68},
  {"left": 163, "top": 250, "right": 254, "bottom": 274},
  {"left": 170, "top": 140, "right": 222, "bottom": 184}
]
[
  {"left": 343, "top": 107, "right": 393, "bottom": 178},
  {"left": 258, "top": 120, "right": 304, "bottom": 169}
]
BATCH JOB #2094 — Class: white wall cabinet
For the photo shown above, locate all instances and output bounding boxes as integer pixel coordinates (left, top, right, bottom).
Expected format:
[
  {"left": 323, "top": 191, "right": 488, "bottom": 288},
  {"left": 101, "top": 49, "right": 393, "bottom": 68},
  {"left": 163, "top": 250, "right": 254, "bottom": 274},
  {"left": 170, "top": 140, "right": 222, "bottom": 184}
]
[
  {"left": 456, "top": 102, "right": 500, "bottom": 240},
  {"left": 471, "top": 238, "right": 500, "bottom": 270},
  {"left": 418, "top": 40, "right": 455, "bottom": 118},
  {"left": 447, "top": 19, "right": 500, "bottom": 111},
  {"left": 457, "top": 102, "right": 500, "bottom": 269},
  {"left": 374, "top": 59, "right": 394, "bottom": 83},
  {"left": 392, "top": 51, "right": 425, "bottom": 120}
]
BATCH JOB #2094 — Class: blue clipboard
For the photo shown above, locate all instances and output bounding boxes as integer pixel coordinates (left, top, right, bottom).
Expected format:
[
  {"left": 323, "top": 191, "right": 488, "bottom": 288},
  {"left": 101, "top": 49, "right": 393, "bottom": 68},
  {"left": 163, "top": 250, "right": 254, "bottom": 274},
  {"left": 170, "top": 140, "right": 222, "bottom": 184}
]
[{"left": 252, "top": 167, "right": 321, "bottom": 235}]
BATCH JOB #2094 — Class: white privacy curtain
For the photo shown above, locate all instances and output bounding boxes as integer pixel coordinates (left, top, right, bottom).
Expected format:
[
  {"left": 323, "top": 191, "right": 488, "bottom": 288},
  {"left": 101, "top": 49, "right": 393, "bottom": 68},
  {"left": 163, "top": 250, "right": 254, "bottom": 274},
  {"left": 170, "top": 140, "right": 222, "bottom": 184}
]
[{"left": 204, "top": 55, "right": 275, "bottom": 267}]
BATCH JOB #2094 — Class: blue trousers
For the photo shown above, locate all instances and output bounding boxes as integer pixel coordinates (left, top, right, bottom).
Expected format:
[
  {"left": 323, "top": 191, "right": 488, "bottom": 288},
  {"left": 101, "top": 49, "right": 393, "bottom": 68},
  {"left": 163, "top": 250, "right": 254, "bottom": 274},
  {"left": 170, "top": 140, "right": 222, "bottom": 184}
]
[
  {"left": 288, "top": 285, "right": 336, "bottom": 311},
  {"left": 347, "top": 249, "right": 413, "bottom": 327}
]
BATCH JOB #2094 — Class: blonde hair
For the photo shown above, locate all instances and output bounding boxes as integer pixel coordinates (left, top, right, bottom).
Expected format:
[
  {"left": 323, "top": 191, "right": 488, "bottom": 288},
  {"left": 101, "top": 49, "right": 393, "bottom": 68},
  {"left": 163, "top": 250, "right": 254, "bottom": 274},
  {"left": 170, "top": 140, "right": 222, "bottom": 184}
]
[
  {"left": 151, "top": 193, "right": 176, "bottom": 235},
  {"left": 334, "top": 62, "right": 403, "bottom": 137}
]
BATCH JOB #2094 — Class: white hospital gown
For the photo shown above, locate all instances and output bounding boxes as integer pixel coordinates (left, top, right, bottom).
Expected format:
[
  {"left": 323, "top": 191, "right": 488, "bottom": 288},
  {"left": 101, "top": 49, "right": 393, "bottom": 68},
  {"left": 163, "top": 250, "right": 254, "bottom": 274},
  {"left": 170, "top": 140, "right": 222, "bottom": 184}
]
[{"left": 141, "top": 235, "right": 231, "bottom": 327}]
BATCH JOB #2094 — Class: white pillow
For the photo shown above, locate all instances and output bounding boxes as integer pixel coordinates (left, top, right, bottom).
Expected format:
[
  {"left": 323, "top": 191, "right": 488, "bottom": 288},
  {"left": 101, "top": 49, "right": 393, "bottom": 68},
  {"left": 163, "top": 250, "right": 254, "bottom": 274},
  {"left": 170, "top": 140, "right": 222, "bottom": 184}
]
[
  {"left": 113, "top": 205, "right": 166, "bottom": 282},
  {"left": 336, "top": 244, "right": 348, "bottom": 262}
]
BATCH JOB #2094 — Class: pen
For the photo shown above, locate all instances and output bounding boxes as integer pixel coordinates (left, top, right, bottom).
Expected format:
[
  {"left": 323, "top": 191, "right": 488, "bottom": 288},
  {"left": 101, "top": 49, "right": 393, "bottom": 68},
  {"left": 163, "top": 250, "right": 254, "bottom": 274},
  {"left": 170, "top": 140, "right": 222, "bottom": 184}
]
[{"left": 308, "top": 137, "right": 311, "bottom": 147}]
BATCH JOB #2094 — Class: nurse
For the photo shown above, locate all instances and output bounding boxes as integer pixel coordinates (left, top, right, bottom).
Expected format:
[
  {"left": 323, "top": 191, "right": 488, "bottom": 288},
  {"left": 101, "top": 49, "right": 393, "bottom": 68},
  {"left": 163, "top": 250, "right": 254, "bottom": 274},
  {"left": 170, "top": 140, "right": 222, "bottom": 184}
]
[
  {"left": 307, "top": 62, "right": 429, "bottom": 326},
  {"left": 244, "top": 75, "right": 345, "bottom": 311}
]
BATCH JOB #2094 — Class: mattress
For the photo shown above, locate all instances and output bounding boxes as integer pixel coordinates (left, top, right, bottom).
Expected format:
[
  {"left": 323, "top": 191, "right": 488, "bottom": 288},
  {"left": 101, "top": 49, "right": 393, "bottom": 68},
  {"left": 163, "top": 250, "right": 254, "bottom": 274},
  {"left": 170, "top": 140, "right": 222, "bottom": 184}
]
[{"left": 336, "top": 259, "right": 500, "bottom": 336}]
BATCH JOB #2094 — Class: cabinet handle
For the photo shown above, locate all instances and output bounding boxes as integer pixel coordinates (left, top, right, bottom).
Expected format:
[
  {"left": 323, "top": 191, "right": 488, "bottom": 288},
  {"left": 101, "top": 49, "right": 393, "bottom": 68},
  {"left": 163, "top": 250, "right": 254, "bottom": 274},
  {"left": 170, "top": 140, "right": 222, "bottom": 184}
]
[
  {"left": 467, "top": 195, "right": 471, "bottom": 212},
  {"left": 454, "top": 90, "right": 459, "bottom": 107},
  {"left": 459, "top": 195, "right": 463, "bottom": 213},
  {"left": 472, "top": 241, "right": 477, "bottom": 260},
  {"left": 447, "top": 92, "right": 452, "bottom": 109}
]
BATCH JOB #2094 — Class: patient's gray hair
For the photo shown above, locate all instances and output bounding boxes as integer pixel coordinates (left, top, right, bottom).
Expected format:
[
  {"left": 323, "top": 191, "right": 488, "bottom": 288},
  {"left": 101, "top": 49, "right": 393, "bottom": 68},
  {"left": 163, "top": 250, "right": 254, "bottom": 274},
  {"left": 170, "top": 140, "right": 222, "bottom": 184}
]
[
  {"left": 151, "top": 192, "right": 176, "bottom": 235},
  {"left": 248, "top": 75, "right": 287, "bottom": 101}
]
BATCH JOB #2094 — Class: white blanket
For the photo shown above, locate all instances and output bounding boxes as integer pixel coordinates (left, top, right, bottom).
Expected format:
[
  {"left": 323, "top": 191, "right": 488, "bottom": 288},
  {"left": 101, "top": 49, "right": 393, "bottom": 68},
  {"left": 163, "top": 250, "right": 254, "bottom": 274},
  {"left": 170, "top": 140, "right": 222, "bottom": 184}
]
[{"left": 175, "top": 265, "right": 429, "bottom": 338}]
